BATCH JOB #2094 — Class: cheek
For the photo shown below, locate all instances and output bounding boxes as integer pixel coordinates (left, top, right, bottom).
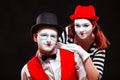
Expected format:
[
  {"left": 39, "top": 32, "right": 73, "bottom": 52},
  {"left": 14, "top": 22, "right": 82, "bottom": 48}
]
[
  {"left": 37, "top": 37, "right": 44, "bottom": 47},
  {"left": 86, "top": 27, "right": 93, "bottom": 34},
  {"left": 84, "top": 28, "right": 93, "bottom": 38},
  {"left": 52, "top": 38, "right": 57, "bottom": 44},
  {"left": 50, "top": 40, "right": 57, "bottom": 49},
  {"left": 74, "top": 27, "right": 80, "bottom": 34}
]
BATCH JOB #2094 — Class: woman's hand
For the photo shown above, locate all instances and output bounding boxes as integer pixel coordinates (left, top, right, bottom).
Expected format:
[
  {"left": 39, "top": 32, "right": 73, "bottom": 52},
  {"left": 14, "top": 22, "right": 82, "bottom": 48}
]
[{"left": 57, "top": 42, "right": 90, "bottom": 61}]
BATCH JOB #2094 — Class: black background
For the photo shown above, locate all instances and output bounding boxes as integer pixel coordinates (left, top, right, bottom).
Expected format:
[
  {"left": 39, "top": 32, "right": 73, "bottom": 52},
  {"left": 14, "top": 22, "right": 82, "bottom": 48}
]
[{"left": 0, "top": 0, "right": 119, "bottom": 80}]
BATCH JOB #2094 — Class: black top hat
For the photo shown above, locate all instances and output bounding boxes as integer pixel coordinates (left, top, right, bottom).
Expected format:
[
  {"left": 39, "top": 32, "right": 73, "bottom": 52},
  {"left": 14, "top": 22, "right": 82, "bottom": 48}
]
[{"left": 31, "top": 12, "right": 63, "bottom": 36}]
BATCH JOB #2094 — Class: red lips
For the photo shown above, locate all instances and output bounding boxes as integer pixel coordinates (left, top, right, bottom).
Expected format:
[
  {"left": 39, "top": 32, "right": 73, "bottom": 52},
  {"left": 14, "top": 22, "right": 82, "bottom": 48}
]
[
  {"left": 46, "top": 43, "right": 51, "bottom": 46},
  {"left": 80, "top": 32, "right": 84, "bottom": 35}
]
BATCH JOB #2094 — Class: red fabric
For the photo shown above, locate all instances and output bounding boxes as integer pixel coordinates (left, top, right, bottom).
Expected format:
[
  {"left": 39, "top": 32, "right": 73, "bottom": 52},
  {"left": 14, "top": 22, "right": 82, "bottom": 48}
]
[
  {"left": 27, "top": 55, "right": 49, "bottom": 80},
  {"left": 60, "top": 49, "right": 78, "bottom": 80},
  {"left": 27, "top": 49, "right": 78, "bottom": 80},
  {"left": 70, "top": 5, "right": 99, "bottom": 21}
]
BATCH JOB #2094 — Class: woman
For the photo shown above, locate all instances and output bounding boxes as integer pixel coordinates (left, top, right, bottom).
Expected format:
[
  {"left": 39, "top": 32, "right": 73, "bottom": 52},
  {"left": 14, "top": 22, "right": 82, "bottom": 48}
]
[{"left": 59, "top": 5, "right": 110, "bottom": 80}]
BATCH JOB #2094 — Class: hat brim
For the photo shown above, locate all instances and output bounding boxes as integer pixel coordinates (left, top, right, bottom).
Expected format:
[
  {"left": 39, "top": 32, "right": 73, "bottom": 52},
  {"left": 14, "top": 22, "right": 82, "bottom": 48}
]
[
  {"left": 70, "top": 14, "right": 99, "bottom": 21},
  {"left": 31, "top": 24, "right": 63, "bottom": 36}
]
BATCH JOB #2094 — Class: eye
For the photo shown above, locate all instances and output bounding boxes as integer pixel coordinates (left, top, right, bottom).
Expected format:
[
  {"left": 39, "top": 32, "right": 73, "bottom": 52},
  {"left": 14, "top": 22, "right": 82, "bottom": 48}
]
[
  {"left": 83, "top": 24, "right": 89, "bottom": 27},
  {"left": 75, "top": 24, "right": 80, "bottom": 28},
  {"left": 51, "top": 35, "right": 56, "bottom": 38},
  {"left": 40, "top": 34, "right": 48, "bottom": 37}
]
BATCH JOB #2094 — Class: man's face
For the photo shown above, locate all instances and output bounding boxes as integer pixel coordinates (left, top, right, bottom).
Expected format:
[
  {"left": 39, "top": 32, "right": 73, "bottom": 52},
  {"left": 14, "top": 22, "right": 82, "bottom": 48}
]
[
  {"left": 74, "top": 19, "right": 93, "bottom": 39},
  {"left": 36, "top": 27, "right": 58, "bottom": 54}
]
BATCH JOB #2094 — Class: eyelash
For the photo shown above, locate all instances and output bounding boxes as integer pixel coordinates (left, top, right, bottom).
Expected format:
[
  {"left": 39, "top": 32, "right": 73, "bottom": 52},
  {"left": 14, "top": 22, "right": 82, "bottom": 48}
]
[
  {"left": 75, "top": 24, "right": 89, "bottom": 27},
  {"left": 40, "top": 34, "right": 56, "bottom": 38}
]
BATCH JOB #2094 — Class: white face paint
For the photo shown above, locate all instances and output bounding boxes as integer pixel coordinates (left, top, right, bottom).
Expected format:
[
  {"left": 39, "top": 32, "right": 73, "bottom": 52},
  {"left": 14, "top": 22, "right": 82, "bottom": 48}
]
[
  {"left": 37, "top": 29, "right": 58, "bottom": 52},
  {"left": 74, "top": 19, "right": 93, "bottom": 39}
]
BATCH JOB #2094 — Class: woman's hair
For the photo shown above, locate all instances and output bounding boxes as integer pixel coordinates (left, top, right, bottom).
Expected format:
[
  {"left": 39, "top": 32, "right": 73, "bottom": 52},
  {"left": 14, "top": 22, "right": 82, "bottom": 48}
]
[
  {"left": 68, "top": 23, "right": 75, "bottom": 39},
  {"left": 68, "top": 20, "right": 110, "bottom": 49}
]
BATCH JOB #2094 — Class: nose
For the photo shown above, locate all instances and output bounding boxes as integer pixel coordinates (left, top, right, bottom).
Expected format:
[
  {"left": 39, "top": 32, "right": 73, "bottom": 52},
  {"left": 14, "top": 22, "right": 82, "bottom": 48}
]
[
  {"left": 79, "top": 27, "right": 84, "bottom": 32},
  {"left": 46, "top": 36, "right": 52, "bottom": 43}
]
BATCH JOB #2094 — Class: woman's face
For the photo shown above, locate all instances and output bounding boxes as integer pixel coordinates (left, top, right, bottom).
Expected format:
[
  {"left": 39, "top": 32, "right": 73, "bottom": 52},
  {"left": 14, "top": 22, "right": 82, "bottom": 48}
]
[
  {"left": 35, "top": 27, "right": 58, "bottom": 54},
  {"left": 74, "top": 19, "right": 94, "bottom": 39}
]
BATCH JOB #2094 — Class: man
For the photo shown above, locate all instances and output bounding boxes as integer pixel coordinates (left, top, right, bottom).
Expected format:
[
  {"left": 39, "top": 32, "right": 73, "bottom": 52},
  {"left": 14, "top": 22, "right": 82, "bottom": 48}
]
[{"left": 21, "top": 12, "right": 88, "bottom": 80}]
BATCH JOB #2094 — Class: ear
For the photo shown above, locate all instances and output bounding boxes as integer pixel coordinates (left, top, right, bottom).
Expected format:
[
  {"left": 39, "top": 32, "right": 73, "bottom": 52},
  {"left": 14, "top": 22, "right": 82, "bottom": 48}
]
[
  {"left": 92, "top": 25, "right": 96, "bottom": 30},
  {"left": 33, "top": 34, "right": 37, "bottom": 42}
]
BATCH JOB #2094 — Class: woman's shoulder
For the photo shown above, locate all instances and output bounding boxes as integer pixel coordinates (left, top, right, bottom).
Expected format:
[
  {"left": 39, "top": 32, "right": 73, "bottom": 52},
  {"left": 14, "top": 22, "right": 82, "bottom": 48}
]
[{"left": 88, "top": 43, "right": 106, "bottom": 55}]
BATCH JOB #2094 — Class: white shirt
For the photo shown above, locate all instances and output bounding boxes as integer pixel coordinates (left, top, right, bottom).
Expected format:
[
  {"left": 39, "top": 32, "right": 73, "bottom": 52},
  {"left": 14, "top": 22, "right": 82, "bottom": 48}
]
[{"left": 21, "top": 49, "right": 88, "bottom": 80}]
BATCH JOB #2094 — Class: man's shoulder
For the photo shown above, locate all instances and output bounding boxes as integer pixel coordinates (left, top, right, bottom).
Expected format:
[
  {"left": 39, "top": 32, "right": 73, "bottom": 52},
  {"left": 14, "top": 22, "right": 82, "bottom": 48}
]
[{"left": 59, "top": 48, "right": 74, "bottom": 54}]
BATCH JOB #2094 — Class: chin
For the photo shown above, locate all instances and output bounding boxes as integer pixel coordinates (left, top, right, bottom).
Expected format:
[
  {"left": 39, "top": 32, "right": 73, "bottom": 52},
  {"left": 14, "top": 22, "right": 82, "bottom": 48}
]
[
  {"left": 80, "top": 37, "right": 86, "bottom": 40},
  {"left": 44, "top": 49, "right": 55, "bottom": 54}
]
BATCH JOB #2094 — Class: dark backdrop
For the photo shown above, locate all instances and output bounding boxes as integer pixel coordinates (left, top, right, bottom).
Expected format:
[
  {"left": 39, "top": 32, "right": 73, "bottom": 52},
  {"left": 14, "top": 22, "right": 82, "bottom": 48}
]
[{"left": 0, "top": 0, "right": 119, "bottom": 80}]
